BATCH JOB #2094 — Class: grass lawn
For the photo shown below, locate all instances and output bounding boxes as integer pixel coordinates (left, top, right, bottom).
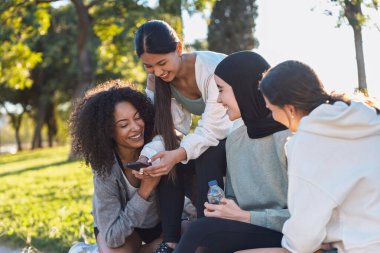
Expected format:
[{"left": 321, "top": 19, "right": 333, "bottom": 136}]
[{"left": 0, "top": 146, "right": 95, "bottom": 253}]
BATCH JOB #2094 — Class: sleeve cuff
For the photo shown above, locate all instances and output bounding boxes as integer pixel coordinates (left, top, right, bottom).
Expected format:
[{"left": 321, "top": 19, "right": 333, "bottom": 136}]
[
  {"left": 140, "top": 146, "right": 158, "bottom": 159},
  {"left": 250, "top": 210, "right": 267, "bottom": 227},
  {"left": 179, "top": 143, "right": 191, "bottom": 164},
  {"left": 129, "top": 191, "right": 153, "bottom": 213}
]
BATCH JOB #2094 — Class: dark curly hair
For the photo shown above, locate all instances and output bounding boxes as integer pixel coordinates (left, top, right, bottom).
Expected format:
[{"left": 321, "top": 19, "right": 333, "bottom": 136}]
[{"left": 69, "top": 80, "right": 155, "bottom": 177}]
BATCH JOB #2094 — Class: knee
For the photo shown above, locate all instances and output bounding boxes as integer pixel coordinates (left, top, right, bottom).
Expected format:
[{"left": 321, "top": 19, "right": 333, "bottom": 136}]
[{"left": 183, "top": 218, "right": 216, "bottom": 238}]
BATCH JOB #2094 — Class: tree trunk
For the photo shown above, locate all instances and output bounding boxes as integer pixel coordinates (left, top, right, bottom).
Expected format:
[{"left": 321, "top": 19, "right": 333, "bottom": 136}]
[
  {"left": 208, "top": 0, "right": 258, "bottom": 54},
  {"left": 15, "top": 123, "right": 22, "bottom": 152},
  {"left": 71, "top": 0, "right": 94, "bottom": 101},
  {"left": 352, "top": 26, "right": 367, "bottom": 95},
  {"left": 3, "top": 106, "right": 24, "bottom": 152},
  {"left": 46, "top": 101, "right": 57, "bottom": 147},
  {"left": 8, "top": 113, "right": 24, "bottom": 151},
  {"left": 69, "top": 0, "right": 95, "bottom": 160},
  {"left": 344, "top": 0, "right": 368, "bottom": 95},
  {"left": 31, "top": 97, "right": 47, "bottom": 149},
  {"left": 159, "top": 0, "right": 183, "bottom": 37}
]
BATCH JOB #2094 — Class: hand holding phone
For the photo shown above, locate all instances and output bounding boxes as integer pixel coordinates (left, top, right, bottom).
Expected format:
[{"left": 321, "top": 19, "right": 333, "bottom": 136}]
[{"left": 125, "top": 161, "right": 151, "bottom": 171}]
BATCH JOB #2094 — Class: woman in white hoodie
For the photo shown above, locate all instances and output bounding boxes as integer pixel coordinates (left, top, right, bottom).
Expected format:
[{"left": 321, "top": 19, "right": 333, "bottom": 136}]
[{"left": 239, "top": 60, "right": 380, "bottom": 253}]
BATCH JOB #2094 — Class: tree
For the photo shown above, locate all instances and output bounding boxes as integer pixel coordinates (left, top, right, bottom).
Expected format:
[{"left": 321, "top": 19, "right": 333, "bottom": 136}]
[
  {"left": 29, "top": 3, "right": 78, "bottom": 149},
  {"left": 329, "top": 0, "right": 379, "bottom": 95},
  {"left": 208, "top": 0, "right": 258, "bottom": 54},
  {"left": 70, "top": 0, "right": 95, "bottom": 102},
  {"left": 158, "top": 0, "right": 183, "bottom": 37},
  {"left": 0, "top": 87, "right": 31, "bottom": 151},
  {"left": 0, "top": 0, "right": 188, "bottom": 154}
]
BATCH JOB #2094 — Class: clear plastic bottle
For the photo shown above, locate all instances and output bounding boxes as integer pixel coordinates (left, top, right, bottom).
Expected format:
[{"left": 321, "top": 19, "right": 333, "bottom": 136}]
[{"left": 207, "top": 180, "right": 225, "bottom": 204}]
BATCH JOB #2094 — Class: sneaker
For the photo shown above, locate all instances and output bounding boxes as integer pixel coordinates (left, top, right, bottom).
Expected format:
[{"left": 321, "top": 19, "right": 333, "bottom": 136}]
[
  {"left": 154, "top": 242, "right": 174, "bottom": 253},
  {"left": 68, "top": 242, "right": 99, "bottom": 253}
]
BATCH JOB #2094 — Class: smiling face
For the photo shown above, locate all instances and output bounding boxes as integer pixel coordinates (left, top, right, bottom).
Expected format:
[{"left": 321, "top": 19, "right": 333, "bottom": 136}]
[
  {"left": 140, "top": 43, "right": 183, "bottom": 83},
  {"left": 215, "top": 75, "right": 241, "bottom": 121},
  {"left": 113, "top": 101, "right": 145, "bottom": 151}
]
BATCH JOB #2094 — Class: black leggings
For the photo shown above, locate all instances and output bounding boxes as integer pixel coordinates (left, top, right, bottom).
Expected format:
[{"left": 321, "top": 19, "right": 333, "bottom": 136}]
[
  {"left": 174, "top": 217, "right": 283, "bottom": 253},
  {"left": 158, "top": 139, "right": 227, "bottom": 243},
  {"left": 94, "top": 222, "right": 162, "bottom": 244}
]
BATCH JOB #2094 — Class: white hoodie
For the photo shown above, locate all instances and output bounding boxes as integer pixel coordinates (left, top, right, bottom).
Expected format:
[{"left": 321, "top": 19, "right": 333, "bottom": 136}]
[{"left": 282, "top": 101, "right": 380, "bottom": 253}]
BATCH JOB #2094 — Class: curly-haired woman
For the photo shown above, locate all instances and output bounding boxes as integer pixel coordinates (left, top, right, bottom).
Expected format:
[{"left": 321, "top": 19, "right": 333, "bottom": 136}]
[{"left": 70, "top": 80, "right": 163, "bottom": 253}]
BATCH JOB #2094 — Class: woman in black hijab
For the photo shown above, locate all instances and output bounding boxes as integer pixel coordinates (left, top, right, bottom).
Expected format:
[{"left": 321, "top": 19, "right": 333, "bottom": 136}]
[{"left": 174, "top": 51, "right": 290, "bottom": 253}]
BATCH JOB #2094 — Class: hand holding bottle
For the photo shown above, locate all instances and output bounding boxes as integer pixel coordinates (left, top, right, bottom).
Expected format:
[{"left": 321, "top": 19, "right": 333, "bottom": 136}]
[{"left": 204, "top": 198, "right": 251, "bottom": 223}]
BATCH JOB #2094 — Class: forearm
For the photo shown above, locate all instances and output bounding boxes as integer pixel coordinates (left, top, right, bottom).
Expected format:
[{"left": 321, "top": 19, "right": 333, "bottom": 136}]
[
  {"left": 100, "top": 193, "right": 155, "bottom": 247},
  {"left": 138, "top": 185, "right": 155, "bottom": 200}
]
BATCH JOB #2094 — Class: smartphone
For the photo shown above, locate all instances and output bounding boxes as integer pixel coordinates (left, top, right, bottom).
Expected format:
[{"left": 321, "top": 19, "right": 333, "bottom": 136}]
[{"left": 125, "top": 161, "right": 151, "bottom": 171}]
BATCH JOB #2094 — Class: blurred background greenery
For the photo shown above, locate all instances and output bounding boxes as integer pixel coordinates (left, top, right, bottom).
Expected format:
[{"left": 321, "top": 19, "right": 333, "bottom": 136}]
[{"left": 0, "top": 0, "right": 378, "bottom": 252}]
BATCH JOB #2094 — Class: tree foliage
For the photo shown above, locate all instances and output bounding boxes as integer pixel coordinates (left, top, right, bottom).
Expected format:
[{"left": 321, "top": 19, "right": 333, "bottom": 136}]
[
  {"left": 0, "top": 1, "right": 50, "bottom": 89},
  {"left": 0, "top": 0, "right": 191, "bottom": 151}
]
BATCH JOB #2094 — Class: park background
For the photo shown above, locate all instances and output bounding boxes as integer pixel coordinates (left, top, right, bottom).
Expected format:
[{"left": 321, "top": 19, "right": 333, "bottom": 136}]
[{"left": 0, "top": 0, "right": 379, "bottom": 252}]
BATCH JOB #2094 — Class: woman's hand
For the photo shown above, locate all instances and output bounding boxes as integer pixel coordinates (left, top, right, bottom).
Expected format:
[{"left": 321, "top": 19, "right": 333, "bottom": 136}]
[
  {"left": 204, "top": 198, "right": 251, "bottom": 223},
  {"left": 144, "top": 148, "right": 187, "bottom": 177},
  {"left": 131, "top": 155, "right": 151, "bottom": 180},
  {"left": 131, "top": 169, "right": 150, "bottom": 180}
]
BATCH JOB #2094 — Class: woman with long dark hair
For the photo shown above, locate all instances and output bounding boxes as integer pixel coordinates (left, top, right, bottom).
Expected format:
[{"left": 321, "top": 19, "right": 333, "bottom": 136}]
[
  {"left": 134, "top": 20, "right": 232, "bottom": 252},
  {"left": 70, "top": 80, "right": 163, "bottom": 253},
  {"left": 239, "top": 61, "right": 380, "bottom": 253}
]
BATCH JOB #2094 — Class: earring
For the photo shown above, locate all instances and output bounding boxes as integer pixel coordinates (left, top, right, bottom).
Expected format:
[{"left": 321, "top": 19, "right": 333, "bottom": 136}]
[{"left": 291, "top": 114, "right": 294, "bottom": 119}]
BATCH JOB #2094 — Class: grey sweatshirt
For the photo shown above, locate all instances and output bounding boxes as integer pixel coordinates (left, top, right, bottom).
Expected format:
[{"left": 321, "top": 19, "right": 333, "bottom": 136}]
[
  {"left": 225, "top": 125, "right": 290, "bottom": 232},
  {"left": 92, "top": 160, "right": 160, "bottom": 248}
]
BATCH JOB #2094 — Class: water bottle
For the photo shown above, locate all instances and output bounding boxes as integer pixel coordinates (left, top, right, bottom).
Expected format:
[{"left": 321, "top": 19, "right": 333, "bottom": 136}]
[{"left": 207, "top": 180, "right": 225, "bottom": 204}]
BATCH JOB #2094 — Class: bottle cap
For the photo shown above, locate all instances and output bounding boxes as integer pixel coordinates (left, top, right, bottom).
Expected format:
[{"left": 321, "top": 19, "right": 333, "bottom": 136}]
[{"left": 208, "top": 180, "right": 217, "bottom": 187}]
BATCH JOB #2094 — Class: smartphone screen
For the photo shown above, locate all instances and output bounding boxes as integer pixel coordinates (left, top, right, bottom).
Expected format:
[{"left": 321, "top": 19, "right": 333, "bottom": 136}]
[{"left": 125, "top": 162, "right": 151, "bottom": 171}]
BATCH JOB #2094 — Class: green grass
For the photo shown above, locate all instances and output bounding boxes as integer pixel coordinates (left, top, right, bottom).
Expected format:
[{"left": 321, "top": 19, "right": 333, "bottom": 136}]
[{"left": 0, "top": 146, "right": 95, "bottom": 253}]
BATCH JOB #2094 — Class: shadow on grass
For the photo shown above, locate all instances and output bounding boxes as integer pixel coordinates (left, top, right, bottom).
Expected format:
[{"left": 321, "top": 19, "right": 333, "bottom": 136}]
[
  {"left": 0, "top": 153, "right": 47, "bottom": 166},
  {"left": 0, "top": 235, "right": 68, "bottom": 253},
  {"left": 0, "top": 160, "right": 76, "bottom": 178},
  {"left": 0, "top": 147, "right": 71, "bottom": 166}
]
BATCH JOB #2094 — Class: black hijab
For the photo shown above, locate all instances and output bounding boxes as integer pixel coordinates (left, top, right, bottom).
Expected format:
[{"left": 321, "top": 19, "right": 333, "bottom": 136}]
[{"left": 214, "top": 51, "right": 287, "bottom": 139}]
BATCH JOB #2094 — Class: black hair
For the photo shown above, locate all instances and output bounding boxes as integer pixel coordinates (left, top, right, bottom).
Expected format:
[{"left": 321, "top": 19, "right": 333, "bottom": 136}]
[
  {"left": 134, "top": 20, "right": 180, "bottom": 57},
  {"left": 69, "top": 80, "right": 155, "bottom": 177}
]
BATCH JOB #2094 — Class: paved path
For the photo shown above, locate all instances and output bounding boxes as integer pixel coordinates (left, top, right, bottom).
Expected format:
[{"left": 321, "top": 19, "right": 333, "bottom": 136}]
[
  {"left": 0, "top": 245, "right": 23, "bottom": 253},
  {"left": 0, "top": 245, "right": 50, "bottom": 253}
]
